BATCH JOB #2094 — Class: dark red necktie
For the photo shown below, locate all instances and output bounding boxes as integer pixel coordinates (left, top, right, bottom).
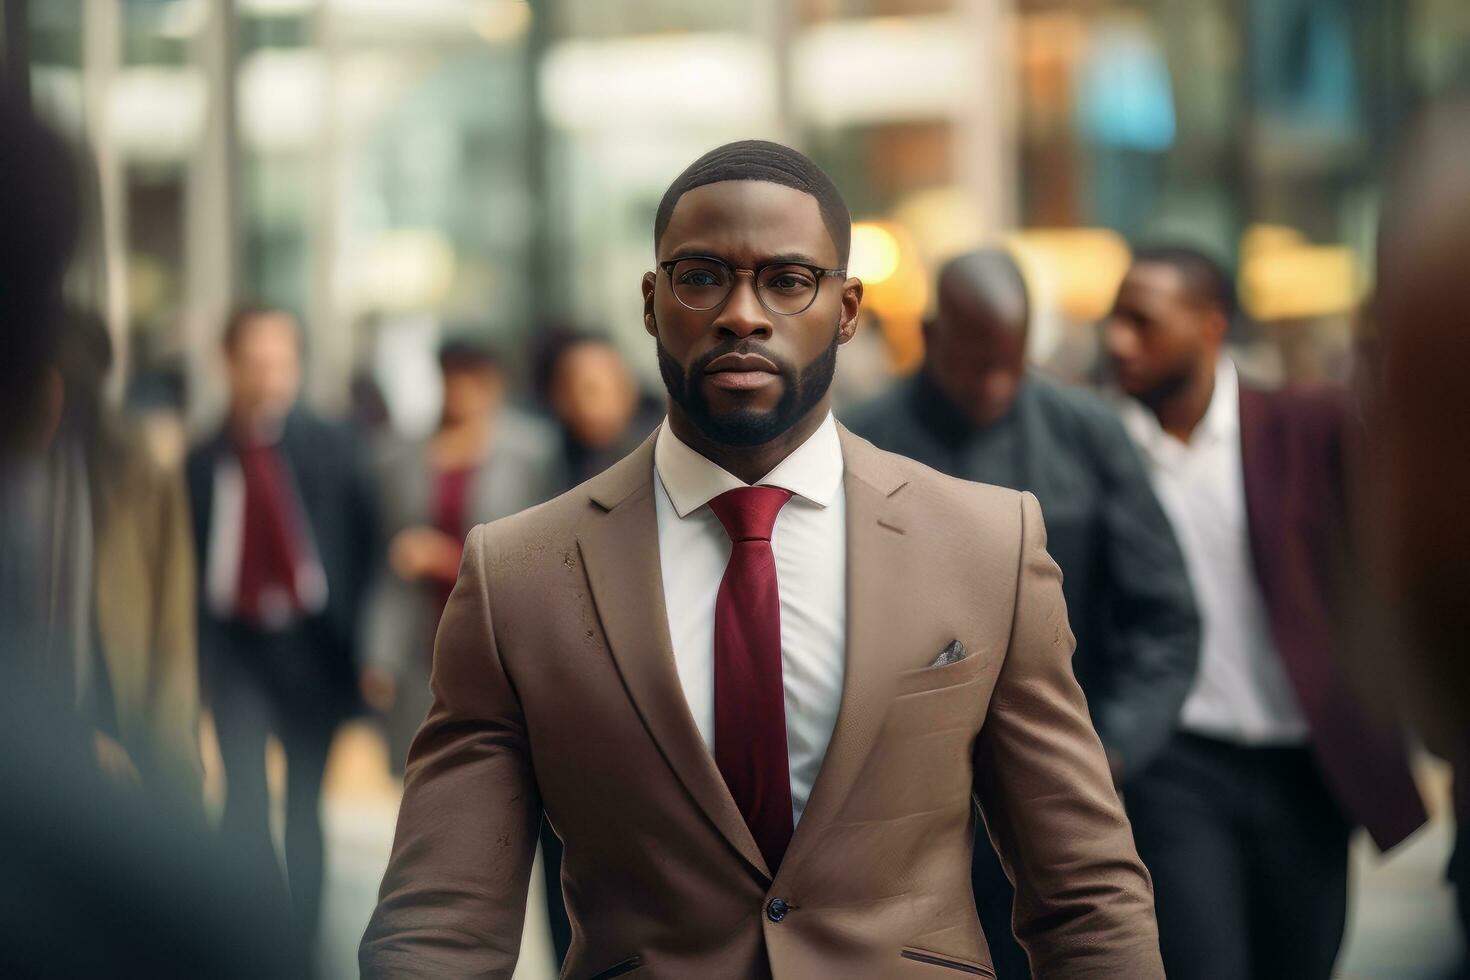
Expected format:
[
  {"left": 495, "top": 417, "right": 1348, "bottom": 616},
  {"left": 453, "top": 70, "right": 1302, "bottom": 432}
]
[
  {"left": 708, "top": 485, "right": 794, "bottom": 871},
  {"left": 236, "top": 438, "right": 304, "bottom": 625}
]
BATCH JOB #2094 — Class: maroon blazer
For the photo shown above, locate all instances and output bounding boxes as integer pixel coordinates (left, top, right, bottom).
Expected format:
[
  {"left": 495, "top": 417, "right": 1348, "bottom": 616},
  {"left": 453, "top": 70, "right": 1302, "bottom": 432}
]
[{"left": 1239, "top": 383, "right": 1426, "bottom": 851}]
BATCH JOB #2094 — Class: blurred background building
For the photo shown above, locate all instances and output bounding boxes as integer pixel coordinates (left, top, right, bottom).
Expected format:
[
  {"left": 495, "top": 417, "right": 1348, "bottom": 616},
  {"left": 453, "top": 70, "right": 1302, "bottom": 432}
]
[
  {"left": 4, "top": 1, "right": 1470, "bottom": 977},
  {"left": 12, "top": 0, "right": 1470, "bottom": 430}
]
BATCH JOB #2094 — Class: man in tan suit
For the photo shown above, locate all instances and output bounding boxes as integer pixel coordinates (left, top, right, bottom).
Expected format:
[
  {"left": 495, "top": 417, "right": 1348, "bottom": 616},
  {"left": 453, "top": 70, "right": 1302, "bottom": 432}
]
[{"left": 362, "top": 141, "right": 1162, "bottom": 979}]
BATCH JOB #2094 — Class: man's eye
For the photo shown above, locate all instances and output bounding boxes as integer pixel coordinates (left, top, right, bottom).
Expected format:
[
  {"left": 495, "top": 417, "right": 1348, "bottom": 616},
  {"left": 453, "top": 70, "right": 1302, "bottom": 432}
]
[
  {"left": 679, "top": 271, "right": 720, "bottom": 287},
  {"left": 764, "top": 273, "right": 815, "bottom": 292}
]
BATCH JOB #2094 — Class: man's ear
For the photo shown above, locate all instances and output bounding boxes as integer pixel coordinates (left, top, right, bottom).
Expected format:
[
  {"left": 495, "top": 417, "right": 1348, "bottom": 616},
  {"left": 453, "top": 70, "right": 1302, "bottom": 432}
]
[
  {"left": 642, "top": 272, "right": 658, "bottom": 338},
  {"left": 837, "top": 277, "right": 864, "bottom": 345}
]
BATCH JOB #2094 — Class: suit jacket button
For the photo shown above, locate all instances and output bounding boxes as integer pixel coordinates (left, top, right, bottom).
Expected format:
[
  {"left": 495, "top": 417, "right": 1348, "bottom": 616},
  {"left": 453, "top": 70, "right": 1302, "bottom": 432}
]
[{"left": 766, "top": 898, "right": 789, "bottom": 922}]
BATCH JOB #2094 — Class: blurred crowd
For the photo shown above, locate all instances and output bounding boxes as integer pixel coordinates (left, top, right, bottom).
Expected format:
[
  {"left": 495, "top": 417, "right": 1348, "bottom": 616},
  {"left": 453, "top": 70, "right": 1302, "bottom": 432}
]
[{"left": 3, "top": 74, "right": 1470, "bottom": 980}]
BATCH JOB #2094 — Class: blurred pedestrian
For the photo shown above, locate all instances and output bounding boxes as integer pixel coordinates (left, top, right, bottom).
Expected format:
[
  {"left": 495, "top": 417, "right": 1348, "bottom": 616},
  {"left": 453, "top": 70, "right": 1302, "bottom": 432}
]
[
  {"left": 364, "top": 337, "right": 566, "bottom": 964},
  {"left": 0, "top": 87, "right": 76, "bottom": 665},
  {"left": 1, "top": 192, "right": 202, "bottom": 815},
  {"left": 1105, "top": 245, "right": 1426, "bottom": 980},
  {"left": 538, "top": 331, "right": 661, "bottom": 490},
  {"left": 49, "top": 308, "right": 203, "bottom": 808},
  {"left": 0, "top": 93, "right": 308, "bottom": 980},
  {"left": 186, "top": 304, "right": 378, "bottom": 945},
  {"left": 1371, "top": 98, "right": 1470, "bottom": 976},
  {"left": 1370, "top": 99, "right": 1470, "bottom": 759},
  {"left": 362, "top": 338, "right": 563, "bottom": 773},
  {"left": 846, "top": 246, "right": 1199, "bottom": 980}
]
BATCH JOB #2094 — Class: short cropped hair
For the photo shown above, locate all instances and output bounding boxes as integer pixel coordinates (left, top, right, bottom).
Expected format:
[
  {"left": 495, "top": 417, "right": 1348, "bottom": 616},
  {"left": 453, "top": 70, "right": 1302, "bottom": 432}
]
[
  {"left": 437, "top": 337, "right": 503, "bottom": 375},
  {"left": 222, "top": 303, "right": 303, "bottom": 353},
  {"left": 654, "top": 140, "right": 852, "bottom": 265},
  {"left": 1132, "top": 244, "right": 1237, "bottom": 322},
  {"left": 530, "top": 324, "right": 608, "bottom": 402}
]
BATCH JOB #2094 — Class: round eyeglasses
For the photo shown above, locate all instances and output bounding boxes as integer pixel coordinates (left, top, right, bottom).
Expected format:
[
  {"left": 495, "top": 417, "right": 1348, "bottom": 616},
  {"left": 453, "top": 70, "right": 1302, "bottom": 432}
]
[{"left": 659, "top": 255, "right": 847, "bottom": 317}]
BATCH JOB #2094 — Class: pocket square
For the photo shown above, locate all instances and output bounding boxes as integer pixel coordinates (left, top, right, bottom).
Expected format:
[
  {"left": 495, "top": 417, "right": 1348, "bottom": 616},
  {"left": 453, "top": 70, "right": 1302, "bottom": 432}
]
[{"left": 929, "top": 640, "right": 967, "bottom": 668}]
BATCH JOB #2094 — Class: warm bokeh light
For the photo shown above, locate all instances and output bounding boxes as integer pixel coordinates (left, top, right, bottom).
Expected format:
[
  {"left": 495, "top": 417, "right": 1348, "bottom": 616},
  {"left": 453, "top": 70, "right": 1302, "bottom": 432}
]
[
  {"left": 1240, "top": 223, "right": 1308, "bottom": 258},
  {"left": 475, "top": 1, "right": 533, "bottom": 44},
  {"left": 849, "top": 221, "right": 927, "bottom": 374},
  {"left": 1240, "top": 223, "right": 1359, "bottom": 321},
  {"left": 849, "top": 222, "right": 902, "bottom": 285},
  {"left": 1005, "top": 227, "right": 1132, "bottom": 323}
]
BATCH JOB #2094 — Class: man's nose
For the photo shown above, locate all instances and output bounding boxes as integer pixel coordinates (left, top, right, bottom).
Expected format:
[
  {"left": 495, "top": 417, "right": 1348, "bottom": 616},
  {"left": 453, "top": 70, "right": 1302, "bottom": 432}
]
[{"left": 713, "top": 275, "right": 773, "bottom": 341}]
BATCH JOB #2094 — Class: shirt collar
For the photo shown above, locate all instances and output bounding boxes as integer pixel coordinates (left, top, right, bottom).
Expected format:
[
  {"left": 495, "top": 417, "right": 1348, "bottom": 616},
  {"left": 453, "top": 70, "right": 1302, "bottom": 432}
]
[
  {"left": 1119, "top": 356, "right": 1240, "bottom": 456},
  {"left": 654, "top": 412, "right": 844, "bottom": 519},
  {"left": 1199, "top": 356, "right": 1240, "bottom": 441}
]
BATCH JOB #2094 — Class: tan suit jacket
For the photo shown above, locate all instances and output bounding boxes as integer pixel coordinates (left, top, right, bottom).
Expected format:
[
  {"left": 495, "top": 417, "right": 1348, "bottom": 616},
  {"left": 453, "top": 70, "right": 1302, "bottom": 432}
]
[
  {"left": 362, "top": 426, "right": 1162, "bottom": 979},
  {"left": 94, "top": 418, "right": 204, "bottom": 806}
]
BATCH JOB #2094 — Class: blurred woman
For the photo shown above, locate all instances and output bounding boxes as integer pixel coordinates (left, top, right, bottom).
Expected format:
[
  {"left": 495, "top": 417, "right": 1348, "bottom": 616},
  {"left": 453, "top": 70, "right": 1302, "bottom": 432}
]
[
  {"left": 52, "top": 310, "right": 204, "bottom": 808},
  {"left": 362, "top": 339, "right": 563, "bottom": 771}
]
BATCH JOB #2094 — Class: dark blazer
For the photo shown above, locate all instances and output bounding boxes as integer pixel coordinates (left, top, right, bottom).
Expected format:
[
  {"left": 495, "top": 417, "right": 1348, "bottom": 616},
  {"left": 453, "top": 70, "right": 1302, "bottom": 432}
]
[
  {"left": 1238, "top": 382, "right": 1426, "bottom": 850},
  {"left": 185, "top": 408, "right": 378, "bottom": 711},
  {"left": 846, "top": 374, "right": 1200, "bottom": 777}
]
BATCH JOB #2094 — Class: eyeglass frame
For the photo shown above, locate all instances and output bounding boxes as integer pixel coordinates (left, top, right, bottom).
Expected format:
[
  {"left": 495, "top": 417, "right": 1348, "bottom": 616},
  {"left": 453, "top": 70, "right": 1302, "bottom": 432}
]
[{"left": 657, "top": 254, "right": 849, "bottom": 316}]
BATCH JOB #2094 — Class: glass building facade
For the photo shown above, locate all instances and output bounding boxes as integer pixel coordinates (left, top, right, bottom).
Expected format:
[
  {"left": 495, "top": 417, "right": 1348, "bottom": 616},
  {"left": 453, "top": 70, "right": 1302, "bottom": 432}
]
[{"left": 11, "top": 0, "right": 1470, "bottom": 419}]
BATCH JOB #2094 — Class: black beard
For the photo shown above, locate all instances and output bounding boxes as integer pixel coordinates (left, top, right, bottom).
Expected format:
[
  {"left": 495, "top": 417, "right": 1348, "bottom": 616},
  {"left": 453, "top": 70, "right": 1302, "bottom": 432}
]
[
  {"left": 657, "top": 332, "right": 839, "bottom": 448},
  {"left": 1133, "top": 360, "right": 1198, "bottom": 410}
]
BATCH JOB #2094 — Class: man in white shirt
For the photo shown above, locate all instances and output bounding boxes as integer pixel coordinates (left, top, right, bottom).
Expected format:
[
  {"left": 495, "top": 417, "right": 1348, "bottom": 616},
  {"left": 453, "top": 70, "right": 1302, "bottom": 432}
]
[
  {"left": 1106, "top": 246, "right": 1425, "bottom": 980},
  {"left": 362, "top": 140, "right": 1163, "bottom": 979}
]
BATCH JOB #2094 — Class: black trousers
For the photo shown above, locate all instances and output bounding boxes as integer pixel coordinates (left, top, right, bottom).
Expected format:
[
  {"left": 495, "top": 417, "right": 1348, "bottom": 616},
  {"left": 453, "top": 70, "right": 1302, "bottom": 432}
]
[
  {"left": 209, "top": 623, "right": 341, "bottom": 945},
  {"left": 541, "top": 819, "right": 572, "bottom": 966},
  {"left": 1448, "top": 761, "right": 1470, "bottom": 979},
  {"left": 1126, "top": 732, "right": 1351, "bottom": 980},
  {"left": 971, "top": 828, "right": 1031, "bottom": 980}
]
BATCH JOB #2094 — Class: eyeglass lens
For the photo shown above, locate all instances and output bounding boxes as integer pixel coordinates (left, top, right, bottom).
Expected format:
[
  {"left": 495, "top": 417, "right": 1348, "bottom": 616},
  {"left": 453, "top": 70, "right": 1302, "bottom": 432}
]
[{"left": 669, "top": 258, "right": 821, "bottom": 315}]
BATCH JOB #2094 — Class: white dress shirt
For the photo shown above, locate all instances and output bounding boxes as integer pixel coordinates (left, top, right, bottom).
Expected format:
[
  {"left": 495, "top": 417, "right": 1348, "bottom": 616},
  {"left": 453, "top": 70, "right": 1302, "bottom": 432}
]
[
  {"left": 1119, "top": 358, "right": 1308, "bottom": 744},
  {"left": 207, "top": 447, "right": 328, "bottom": 629},
  {"left": 653, "top": 412, "right": 847, "bottom": 825}
]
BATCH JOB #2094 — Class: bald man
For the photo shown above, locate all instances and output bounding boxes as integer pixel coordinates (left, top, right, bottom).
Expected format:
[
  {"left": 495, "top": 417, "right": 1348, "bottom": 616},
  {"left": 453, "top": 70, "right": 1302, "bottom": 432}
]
[{"left": 846, "top": 248, "right": 1198, "bottom": 980}]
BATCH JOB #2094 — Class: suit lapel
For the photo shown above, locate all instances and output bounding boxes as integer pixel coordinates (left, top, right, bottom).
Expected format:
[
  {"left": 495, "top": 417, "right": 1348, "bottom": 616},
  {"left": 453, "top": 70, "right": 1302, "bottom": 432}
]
[
  {"left": 774, "top": 427, "right": 912, "bottom": 886},
  {"left": 577, "top": 433, "right": 772, "bottom": 881},
  {"left": 1236, "top": 383, "right": 1278, "bottom": 584}
]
